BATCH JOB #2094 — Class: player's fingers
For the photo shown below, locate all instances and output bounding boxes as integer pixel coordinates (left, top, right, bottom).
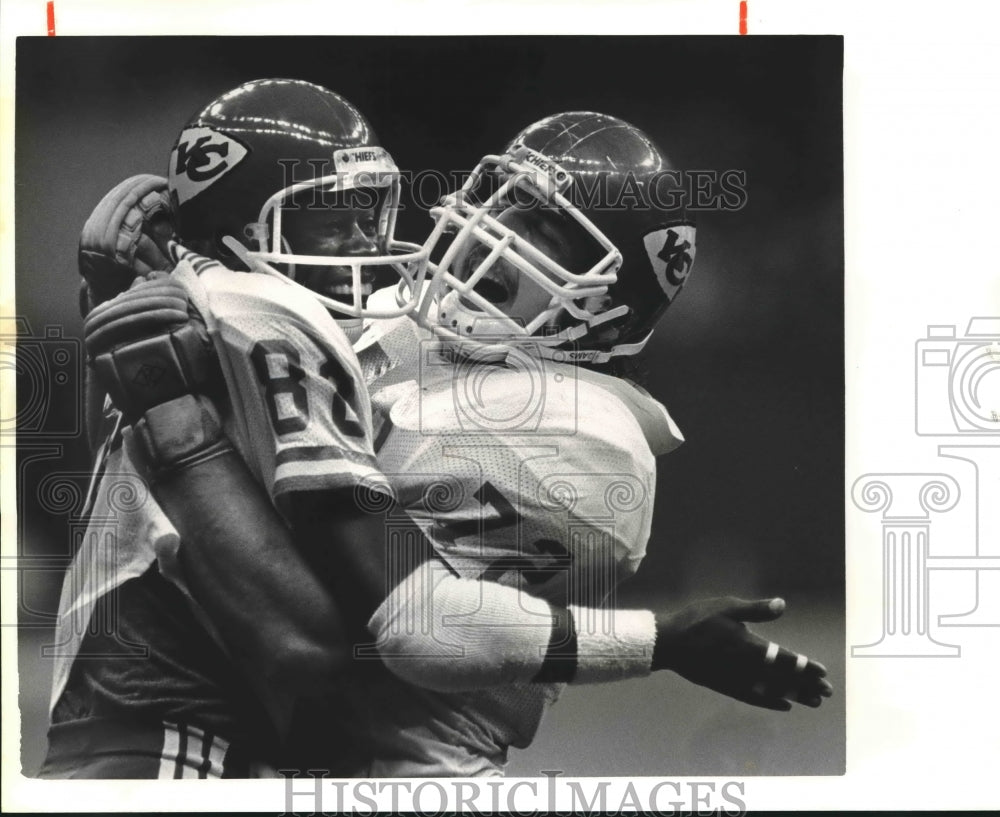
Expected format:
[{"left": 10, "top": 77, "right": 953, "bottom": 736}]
[
  {"left": 134, "top": 233, "right": 172, "bottom": 271},
  {"left": 807, "top": 658, "right": 829, "bottom": 677},
  {"left": 786, "top": 682, "right": 828, "bottom": 707},
  {"left": 131, "top": 256, "right": 155, "bottom": 277},
  {"left": 148, "top": 213, "right": 176, "bottom": 248},
  {"left": 797, "top": 675, "right": 833, "bottom": 700},
  {"left": 727, "top": 597, "right": 785, "bottom": 623},
  {"left": 778, "top": 646, "right": 828, "bottom": 677},
  {"left": 744, "top": 683, "right": 793, "bottom": 712},
  {"left": 744, "top": 642, "right": 830, "bottom": 706},
  {"left": 778, "top": 666, "right": 834, "bottom": 706},
  {"left": 760, "top": 643, "right": 828, "bottom": 682},
  {"left": 751, "top": 682, "right": 822, "bottom": 708}
]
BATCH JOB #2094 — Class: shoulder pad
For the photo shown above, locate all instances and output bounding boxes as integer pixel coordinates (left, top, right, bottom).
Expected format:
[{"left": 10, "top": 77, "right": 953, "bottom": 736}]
[{"left": 574, "top": 367, "right": 683, "bottom": 456}]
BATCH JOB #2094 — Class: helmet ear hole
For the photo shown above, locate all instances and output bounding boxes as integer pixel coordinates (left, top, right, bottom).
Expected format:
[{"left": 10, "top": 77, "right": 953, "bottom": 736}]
[{"left": 243, "top": 221, "right": 270, "bottom": 251}]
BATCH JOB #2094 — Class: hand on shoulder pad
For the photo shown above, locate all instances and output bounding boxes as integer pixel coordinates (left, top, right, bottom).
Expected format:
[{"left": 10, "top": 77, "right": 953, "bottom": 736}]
[{"left": 78, "top": 174, "right": 175, "bottom": 315}]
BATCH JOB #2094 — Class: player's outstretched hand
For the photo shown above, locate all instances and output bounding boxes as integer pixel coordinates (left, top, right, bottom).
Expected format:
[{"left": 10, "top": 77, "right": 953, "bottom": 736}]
[
  {"left": 652, "top": 596, "right": 833, "bottom": 711},
  {"left": 84, "top": 276, "right": 218, "bottom": 422},
  {"left": 79, "top": 174, "right": 175, "bottom": 315}
]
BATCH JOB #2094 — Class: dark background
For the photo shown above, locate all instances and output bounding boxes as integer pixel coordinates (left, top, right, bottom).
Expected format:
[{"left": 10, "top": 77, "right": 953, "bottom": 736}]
[{"left": 14, "top": 36, "right": 844, "bottom": 776}]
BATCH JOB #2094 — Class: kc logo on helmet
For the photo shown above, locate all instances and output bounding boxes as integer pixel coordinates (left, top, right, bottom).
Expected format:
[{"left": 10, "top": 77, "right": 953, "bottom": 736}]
[
  {"left": 643, "top": 222, "right": 696, "bottom": 301},
  {"left": 170, "top": 126, "right": 248, "bottom": 204}
]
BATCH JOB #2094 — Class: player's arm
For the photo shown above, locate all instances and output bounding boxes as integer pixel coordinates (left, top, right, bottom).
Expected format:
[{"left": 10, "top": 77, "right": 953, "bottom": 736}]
[
  {"left": 143, "top": 402, "right": 352, "bottom": 694},
  {"left": 85, "top": 267, "right": 831, "bottom": 710},
  {"left": 366, "top": 548, "right": 833, "bottom": 710},
  {"left": 281, "top": 486, "right": 443, "bottom": 648},
  {"left": 84, "top": 278, "right": 350, "bottom": 695},
  {"left": 283, "top": 485, "right": 834, "bottom": 712}
]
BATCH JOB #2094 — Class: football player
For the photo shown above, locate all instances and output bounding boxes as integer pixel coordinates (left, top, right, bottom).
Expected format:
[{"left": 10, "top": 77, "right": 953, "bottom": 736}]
[
  {"left": 300, "top": 112, "right": 832, "bottom": 775},
  {"left": 60, "top": 88, "right": 831, "bottom": 778},
  {"left": 41, "top": 78, "right": 426, "bottom": 778}
]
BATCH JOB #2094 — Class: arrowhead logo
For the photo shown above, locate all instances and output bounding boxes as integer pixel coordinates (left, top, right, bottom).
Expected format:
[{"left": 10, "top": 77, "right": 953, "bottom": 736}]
[
  {"left": 169, "top": 126, "right": 248, "bottom": 204},
  {"left": 643, "top": 223, "right": 696, "bottom": 301}
]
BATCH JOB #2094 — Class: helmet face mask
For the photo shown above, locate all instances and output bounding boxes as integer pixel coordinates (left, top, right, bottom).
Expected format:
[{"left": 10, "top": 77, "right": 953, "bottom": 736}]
[
  {"left": 168, "top": 79, "right": 428, "bottom": 319},
  {"left": 413, "top": 113, "right": 696, "bottom": 363},
  {"left": 416, "top": 146, "right": 623, "bottom": 356},
  {"left": 244, "top": 153, "right": 428, "bottom": 318}
]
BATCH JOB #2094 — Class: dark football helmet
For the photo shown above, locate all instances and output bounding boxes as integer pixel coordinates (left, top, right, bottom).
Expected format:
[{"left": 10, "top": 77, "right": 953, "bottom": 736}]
[
  {"left": 168, "top": 78, "right": 427, "bottom": 318},
  {"left": 414, "top": 111, "right": 695, "bottom": 362}
]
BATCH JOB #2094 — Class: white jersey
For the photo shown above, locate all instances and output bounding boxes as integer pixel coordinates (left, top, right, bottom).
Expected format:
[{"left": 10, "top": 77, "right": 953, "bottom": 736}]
[
  {"left": 342, "top": 307, "right": 683, "bottom": 773},
  {"left": 172, "top": 244, "right": 381, "bottom": 504},
  {"left": 49, "top": 246, "right": 382, "bottom": 712}
]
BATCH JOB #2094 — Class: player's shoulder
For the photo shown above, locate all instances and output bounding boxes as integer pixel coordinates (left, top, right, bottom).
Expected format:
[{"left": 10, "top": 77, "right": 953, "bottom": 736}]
[
  {"left": 169, "top": 241, "right": 225, "bottom": 276},
  {"left": 573, "top": 366, "right": 684, "bottom": 457},
  {"left": 169, "top": 242, "right": 355, "bottom": 362},
  {"left": 390, "top": 351, "right": 674, "bottom": 456},
  {"left": 171, "top": 242, "right": 331, "bottom": 324}
]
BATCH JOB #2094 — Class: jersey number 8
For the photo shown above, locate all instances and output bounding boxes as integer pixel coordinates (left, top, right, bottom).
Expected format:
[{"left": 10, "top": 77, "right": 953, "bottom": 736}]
[{"left": 250, "top": 339, "right": 365, "bottom": 439}]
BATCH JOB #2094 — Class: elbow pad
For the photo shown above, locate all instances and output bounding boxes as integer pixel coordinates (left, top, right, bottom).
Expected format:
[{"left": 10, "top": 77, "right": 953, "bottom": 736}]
[
  {"left": 368, "top": 562, "right": 554, "bottom": 691},
  {"left": 368, "top": 562, "right": 657, "bottom": 690}
]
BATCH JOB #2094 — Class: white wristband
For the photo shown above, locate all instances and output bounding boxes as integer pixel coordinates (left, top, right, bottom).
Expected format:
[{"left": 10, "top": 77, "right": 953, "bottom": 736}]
[{"left": 568, "top": 605, "right": 657, "bottom": 684}]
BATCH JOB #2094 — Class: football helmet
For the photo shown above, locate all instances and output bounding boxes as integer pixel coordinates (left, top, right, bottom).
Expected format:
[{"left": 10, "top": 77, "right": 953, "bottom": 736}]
[
  {"left": 168, "top": 78, "right": 427, "bottom": 318},
  {"left": 414, "top": 111, "right": 696, "bottom": 362}
]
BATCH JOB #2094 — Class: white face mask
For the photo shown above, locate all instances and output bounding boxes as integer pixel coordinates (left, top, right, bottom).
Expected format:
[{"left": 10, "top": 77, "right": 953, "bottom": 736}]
[
  {"left": 412, "top": 146, "right": 628, "bottom": 363},
  {"left": 228, "top": 146, "right": 429, "bottom": 320}
]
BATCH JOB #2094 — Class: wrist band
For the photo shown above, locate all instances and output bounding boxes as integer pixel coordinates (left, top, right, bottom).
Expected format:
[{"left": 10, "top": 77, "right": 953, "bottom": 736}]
[
  {"left": 133, "top": 394, "right": 232, "bottom": 480},
  {"left": 567, "top": 605, "right": 657, "bottom": 684}
]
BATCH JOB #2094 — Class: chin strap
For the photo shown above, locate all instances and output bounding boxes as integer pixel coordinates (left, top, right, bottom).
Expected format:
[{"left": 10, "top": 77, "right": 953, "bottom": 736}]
[
  {"left": 222, "top": 234, "right": 405, "bottom": 322},
  {"left": 433, "top": 282, "right": 647, "bottom": 365},
  {"left": 439, "top": 324, "right": 653, "bottom": 367}
]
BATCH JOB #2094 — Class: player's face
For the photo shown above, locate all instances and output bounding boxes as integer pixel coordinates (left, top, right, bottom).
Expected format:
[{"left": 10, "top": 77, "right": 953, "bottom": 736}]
[
  {"left": 281, "top": 188, "right": 381, "bottom": 302},
  {"left": 455, "top": 206, "right": 593, "bottom": 327}
]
